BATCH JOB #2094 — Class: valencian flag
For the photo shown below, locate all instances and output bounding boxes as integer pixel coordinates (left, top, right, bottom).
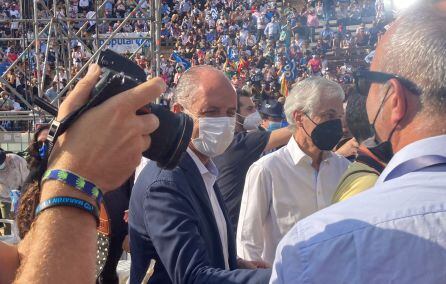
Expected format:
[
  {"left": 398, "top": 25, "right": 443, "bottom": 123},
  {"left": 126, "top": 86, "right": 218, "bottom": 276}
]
[
  {"left": 280, "top": 75, "right": 289, "bottom": 97},
  {"left": 172, "top": 52, "right": 191, "bottom": 70}
]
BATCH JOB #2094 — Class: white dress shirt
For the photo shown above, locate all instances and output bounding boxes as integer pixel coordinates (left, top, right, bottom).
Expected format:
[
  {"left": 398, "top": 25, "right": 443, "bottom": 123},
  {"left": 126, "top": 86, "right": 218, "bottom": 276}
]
[
  {"left": 270, "top": 135, "right": 446, "bottom": 284},
  {"left": 237, "top": 137, "right": 350, "bottom": 264},
  {"left": 134, "top": 157, "right": 150, "bottom": 183},
  {"left": 186, "top": 148, "right": 230, "bottom": 269}
]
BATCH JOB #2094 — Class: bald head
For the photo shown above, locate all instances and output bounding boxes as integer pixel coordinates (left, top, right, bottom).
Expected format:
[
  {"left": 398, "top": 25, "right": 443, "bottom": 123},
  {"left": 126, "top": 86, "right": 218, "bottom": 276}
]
[{"left": 175, "top": 65, "right": 235, "bottom": 111}]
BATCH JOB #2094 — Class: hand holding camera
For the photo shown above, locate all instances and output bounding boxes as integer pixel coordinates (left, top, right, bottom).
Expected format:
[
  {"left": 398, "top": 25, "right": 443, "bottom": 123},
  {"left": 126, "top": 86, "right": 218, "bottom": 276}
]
[
  {"left": 47, "top": 50, "right": 194, "bottom": 191},
  {"left": 48, "top": 64, "right": 165, "bottom": 192}
]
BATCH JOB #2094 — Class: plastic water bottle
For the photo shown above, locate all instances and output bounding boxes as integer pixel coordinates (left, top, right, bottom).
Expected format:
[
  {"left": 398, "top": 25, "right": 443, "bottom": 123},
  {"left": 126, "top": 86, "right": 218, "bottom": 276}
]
[{"left": 9, "top": 189, "right": 21, "bottom": 214}]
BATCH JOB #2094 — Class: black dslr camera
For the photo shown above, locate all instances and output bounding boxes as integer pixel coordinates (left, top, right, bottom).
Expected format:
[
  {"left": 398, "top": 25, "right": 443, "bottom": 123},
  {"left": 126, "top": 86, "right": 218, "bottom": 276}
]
[
  {"left": 47, "top": 49, "right": 193, "bottom": 169},
  {"left": 92, "top": 50, "right": 193, "bottom": 169}
]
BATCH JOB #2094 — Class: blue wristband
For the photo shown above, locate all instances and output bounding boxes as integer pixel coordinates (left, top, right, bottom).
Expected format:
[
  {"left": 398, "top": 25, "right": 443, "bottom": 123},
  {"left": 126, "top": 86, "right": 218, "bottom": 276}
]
[
  {"left": 42, "top": 169, "right": 103, "bottom": 207},
  {"left": 35, "top": 196, "right": 99, "bottom": 226}
]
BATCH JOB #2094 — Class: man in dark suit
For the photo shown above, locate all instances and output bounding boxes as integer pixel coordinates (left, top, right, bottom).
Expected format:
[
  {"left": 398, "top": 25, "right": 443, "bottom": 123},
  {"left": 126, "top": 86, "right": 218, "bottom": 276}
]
[{"left": 129, "top": 66, "right": 271, "bottom": 284}]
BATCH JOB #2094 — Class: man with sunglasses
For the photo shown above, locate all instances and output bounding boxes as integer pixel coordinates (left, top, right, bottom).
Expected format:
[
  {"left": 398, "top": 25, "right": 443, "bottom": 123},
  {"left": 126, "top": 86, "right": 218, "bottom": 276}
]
[{"left": 270, "top": 2, "right": 446, "bottom": 283}]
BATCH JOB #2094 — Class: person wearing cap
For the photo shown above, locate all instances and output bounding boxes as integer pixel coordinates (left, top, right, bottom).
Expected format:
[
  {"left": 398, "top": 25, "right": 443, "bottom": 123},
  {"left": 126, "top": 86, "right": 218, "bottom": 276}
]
[
  {"left": 259, "top": 100, "right": 285, "bottom": 132},
  {"left": 236, "top": 77, "right": 349, "bottom": 265},
  {"left": 214, "top": 90, "right": 291, "bottom": 234},
  {"left": 0, "top": 148, "right": 29, "bottom": 235}
]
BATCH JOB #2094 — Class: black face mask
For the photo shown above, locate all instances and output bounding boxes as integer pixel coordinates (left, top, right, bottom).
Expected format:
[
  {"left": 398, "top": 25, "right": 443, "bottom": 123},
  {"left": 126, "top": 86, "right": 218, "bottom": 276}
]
[
  {"left": 304, "top": 115, "right": 343, "bottom": 151},
  {"left": 366, "top": 89, "right": 399, "bottom": 164},
  {"left": 364, "top": 137, "right": 393, "bottom": 164}
]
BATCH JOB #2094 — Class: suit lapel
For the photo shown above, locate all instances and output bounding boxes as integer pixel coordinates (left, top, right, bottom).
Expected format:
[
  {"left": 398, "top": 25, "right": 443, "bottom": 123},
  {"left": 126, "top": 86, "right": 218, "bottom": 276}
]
[
  {"left": 179, "top": 153, "right": 232, "bottom": 268},
  {"left": 178, "top": 153, "right": 212, "bottom": 207}
]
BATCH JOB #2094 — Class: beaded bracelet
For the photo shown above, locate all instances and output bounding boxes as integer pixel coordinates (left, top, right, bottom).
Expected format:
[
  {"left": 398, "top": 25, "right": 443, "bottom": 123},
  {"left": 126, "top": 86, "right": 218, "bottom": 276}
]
[
  {"left": 42, "top": 169, "right": 103, "bottom": 207},
  {"left": 35, "top": 196, "right": 99, "bottom": 226}
]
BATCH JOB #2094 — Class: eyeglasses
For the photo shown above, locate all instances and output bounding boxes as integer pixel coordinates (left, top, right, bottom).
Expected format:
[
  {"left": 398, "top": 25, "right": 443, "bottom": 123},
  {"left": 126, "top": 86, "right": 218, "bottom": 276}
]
[{"left": 353, "top": 70, "right": 421, "bottom": 97}]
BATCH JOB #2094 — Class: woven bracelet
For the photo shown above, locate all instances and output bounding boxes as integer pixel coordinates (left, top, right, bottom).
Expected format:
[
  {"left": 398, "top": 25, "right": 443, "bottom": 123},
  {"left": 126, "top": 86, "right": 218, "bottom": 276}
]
[
  {"left": 35, "top": 196, "right": 99, "bottom": 226},
  {"left": 42, "top": 169, "right": 103, "bottom": 207}
]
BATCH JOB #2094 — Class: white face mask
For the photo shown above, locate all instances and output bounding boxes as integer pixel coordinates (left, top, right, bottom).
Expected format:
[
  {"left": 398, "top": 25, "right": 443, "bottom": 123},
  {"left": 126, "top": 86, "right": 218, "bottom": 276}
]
[
  {"left": 192, "top": 116, "right": 235, "bottom": 157},
  {"left": 0, "top": 162, "right": 5, "bottom": 170},
  {"left": 240, "top": 111, "right": 262, "bottom": 131}
]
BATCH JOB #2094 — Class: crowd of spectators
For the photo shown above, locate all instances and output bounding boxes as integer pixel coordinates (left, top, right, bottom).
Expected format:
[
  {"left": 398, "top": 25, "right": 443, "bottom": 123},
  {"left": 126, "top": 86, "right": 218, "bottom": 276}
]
[
  {"left": 151, "top": 0, "right": 385, "bottom": 103},
  {"left": 0, "top": 0, "right": 386, "bottom": 131}
]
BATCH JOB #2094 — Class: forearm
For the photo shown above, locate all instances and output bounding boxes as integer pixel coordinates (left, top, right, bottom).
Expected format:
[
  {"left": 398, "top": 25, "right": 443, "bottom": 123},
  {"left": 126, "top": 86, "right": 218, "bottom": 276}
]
[
  {"left": 265, "top": 128, "right": 292, "bottom": 152},
  {"left": 237, "top": 195, "right": 266, "bottom": 260},
  {"left": 14, "top": 181, "right": 97, "bottom": 284},
  {"left": 236, "top": 216, "right": 265, "bottom": 262}
]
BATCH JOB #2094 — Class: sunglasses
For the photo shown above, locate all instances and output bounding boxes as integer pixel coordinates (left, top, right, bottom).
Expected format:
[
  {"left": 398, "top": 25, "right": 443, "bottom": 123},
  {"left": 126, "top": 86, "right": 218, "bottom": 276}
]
[{"left": 353, "top": 70, "right": 421, "bottom": 97}]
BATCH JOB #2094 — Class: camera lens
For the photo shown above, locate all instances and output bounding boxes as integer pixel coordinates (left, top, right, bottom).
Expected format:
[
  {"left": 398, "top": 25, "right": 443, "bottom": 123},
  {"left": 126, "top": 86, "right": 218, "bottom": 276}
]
[{"left": 142, "top": 104, "right": 194, "bottom": 169}]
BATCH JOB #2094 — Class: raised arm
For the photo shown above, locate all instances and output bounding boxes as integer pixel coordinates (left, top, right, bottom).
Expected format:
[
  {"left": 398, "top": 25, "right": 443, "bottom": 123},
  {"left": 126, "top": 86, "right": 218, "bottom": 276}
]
[{"left": 264, "top": 128, "right": 291, "bottom": 152}]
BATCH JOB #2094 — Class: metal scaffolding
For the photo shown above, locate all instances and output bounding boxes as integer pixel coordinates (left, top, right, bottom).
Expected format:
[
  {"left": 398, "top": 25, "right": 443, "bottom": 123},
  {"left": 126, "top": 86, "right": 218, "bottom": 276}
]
[{"left": 1, "top": 0, "right": 162, "bottom": 118}]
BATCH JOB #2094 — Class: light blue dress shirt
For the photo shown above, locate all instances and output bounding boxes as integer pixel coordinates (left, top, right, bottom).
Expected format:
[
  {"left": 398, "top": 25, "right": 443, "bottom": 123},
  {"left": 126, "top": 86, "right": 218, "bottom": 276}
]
[{"left": 270, "top": 135, "right": 446, "bottom": 284}]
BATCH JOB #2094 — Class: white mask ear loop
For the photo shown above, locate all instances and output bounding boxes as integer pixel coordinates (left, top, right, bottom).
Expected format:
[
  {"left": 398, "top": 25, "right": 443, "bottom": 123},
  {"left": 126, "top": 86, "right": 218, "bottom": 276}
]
[{"left": 235, "top": 113, "right": 245, "bottom": 126}]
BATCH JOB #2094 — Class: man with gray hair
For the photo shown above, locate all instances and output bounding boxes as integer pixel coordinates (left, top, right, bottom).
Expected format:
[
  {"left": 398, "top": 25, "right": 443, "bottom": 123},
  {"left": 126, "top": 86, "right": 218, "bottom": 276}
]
[
  {"left": 236, "top": 77, "right": 350, "bottom": 265},
  {"left": 270, "top": 2, "right": 446, "bottom": 283}
]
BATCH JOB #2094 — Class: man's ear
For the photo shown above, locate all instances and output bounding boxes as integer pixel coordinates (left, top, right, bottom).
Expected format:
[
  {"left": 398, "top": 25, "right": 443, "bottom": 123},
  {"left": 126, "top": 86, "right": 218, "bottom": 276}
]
[
  {"left": 172, "top": 102, "right": 183, "bottom": 114},
  {"left": 388, "top": 78, "right": 407, "bottom": 125},
  {"left": 292, "top": 110, "right": 304, "bottom": 127}
]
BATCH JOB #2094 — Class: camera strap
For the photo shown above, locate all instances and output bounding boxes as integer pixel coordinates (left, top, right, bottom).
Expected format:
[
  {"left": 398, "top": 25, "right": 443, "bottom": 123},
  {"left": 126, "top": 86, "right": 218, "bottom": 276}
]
[
  {"left": 46, "top": 106, "right": 86, "bottom": 156},
  {"left": 384, "top": 155, "right": 446, "bottom": 182}
]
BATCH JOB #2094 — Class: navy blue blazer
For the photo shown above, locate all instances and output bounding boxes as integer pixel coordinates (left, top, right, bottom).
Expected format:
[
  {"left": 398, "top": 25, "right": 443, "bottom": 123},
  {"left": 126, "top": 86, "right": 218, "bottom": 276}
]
[{"left": 129, "top": 153, "right": 271, "bottom": 284}]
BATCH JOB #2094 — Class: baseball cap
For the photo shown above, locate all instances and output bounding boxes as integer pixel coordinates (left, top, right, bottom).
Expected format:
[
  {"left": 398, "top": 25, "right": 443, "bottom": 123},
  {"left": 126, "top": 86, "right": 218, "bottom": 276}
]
[{"left": 260, "top": 100, "right": 284, "bottom": 119}]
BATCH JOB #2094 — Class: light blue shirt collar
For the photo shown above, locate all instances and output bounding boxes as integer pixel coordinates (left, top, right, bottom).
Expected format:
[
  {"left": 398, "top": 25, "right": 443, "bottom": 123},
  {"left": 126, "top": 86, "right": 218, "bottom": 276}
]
[
  {"left": 377, "top": 135, "right": 446, "bottom": 184},
  {"left": 186, "top": 148, "right": 219, "bottom": 177}
]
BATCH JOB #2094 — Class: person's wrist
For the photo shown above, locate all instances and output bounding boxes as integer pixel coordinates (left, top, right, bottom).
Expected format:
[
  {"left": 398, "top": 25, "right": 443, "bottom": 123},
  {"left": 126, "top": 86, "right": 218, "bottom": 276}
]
[
  {"left": 38, "top": 181, "right": 98, "bottom": 226},
  {"left": 40, "top": 180, "right": 97, "bottom": 210},
  {"left": 48, "top": 138, "right": 105, "bottom": 191}
]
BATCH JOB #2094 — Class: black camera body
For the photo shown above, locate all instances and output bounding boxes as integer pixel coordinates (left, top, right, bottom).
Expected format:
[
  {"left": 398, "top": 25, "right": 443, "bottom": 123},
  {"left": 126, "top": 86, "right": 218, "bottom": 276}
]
[{"left": 89, "top": 49, "right": 193, "bottom": 170}]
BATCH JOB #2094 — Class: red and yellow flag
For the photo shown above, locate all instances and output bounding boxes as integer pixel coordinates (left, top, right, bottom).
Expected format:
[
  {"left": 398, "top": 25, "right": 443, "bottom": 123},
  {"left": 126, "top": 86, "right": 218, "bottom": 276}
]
[
  {"left": 237, "top": 57, "right": 247, "bottom": 73},
  {"left": 280, "top": 75, "right": 289, "bottom": 97}
]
